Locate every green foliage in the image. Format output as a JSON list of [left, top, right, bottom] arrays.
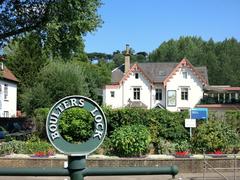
[[175, 140, 191, 152], [191, 120, 240, 153], [1, 0, 102, 60], [0, 140, 26, 155], [58, 108, 94, 143], [157, 138, 176, 154], [104, 107, 189, 153], [24, 136, 54, 155], [146, 109, 189, 144], [149, 36, 240, 86], [21, 61, 89, 115], [4, 33, 47, 88], [110, 124, 151, 157], [103, 107, 148, 133], [0, 136, 54, 155], [224, 111, 240, 133], [33, 108, 50, 138]]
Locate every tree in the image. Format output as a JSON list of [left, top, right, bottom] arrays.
[[4, 33, 47, 88], [1, 0, 102, 59], [149, 36, 240, 86], [0, 0, 52, 42], [112, 52, 125, 67], [21, 61, 90, 115]]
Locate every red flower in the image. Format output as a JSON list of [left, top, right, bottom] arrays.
[[176, 151, 189, 156]]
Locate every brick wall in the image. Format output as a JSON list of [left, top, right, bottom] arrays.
[[0, 157, 239, 173]]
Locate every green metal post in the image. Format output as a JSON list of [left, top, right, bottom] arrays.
[[68, 156, 86, 180]]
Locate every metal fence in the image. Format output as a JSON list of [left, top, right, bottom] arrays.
[[201, 154, 240, 180]]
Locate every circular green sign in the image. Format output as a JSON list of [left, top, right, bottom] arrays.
[[46, 95, 107, 156]]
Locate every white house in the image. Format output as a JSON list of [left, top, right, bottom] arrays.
[[0, 61, 18, 117], [103, 46, 208, 112]]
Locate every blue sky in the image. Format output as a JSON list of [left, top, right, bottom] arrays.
[[84, 0, 240, 54]]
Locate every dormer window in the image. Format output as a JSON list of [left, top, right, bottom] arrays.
[[135, 73, 139, 79], [182, 71, 188, 79], [110, 91, 115, 97]]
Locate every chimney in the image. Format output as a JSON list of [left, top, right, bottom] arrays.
[[124, 44, 130, 74]]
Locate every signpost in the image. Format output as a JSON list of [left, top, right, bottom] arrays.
[[0, 95, 179, 180], [46, 95, 107, 156], [187, 108, 209, 138], [185, 118, 196, 138], [190, 108, 208, 120]]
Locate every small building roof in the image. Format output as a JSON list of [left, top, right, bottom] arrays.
[[111, 59, 208, 85], [1, 66, 19, 83]]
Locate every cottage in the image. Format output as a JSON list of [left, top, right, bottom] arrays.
[[103, 45, 209, 112], [0, 59, 18, 117]]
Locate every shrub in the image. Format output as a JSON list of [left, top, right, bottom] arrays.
[[58, 107, 94, 143], [109, 124, 151, 157], [147, 109, 189, 145], [191, 120, 239, 153], [0, 136, 55, 155], [175, 140, 191, 152], [0, 140, 26, 155], [33, 108, 50, 138], [157, 138, 176, 154]]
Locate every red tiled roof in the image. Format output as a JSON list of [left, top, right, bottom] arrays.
[[1, 67, 19, 82], [163, 58, 208, 86], [119, 63, 153, 85], [223, 87, 240, 91]]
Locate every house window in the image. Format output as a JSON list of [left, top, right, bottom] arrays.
[[181, 88, 188, 100], [133, 88, 140, 100], [182, 71, 188, 79], [155, 89, 162, 100], [3, 111, 9, 118], [4, 84, 8, 100], [110, 91, 115, 97], [135, 73, 139, 79]]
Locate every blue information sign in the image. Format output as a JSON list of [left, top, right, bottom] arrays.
[[190, 108, 208, 119]]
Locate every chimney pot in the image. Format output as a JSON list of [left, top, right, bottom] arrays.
[[124, 44, 130, 74]]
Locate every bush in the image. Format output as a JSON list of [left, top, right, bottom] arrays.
[[157, 138, 176, 154], [146, 109, 188, 147], [58, 107, 94, 143], [0, 136, 54, 155], [191, 120, 239, 153], [0, 140, 26, 155], [175, 140, 191, 152], [33, 108, 50, 138], [109, 124, 151, 157]]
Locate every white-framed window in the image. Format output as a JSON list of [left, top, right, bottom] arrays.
[[133, 87, 140, 100], [4, 84, 8, 100], [110, 91, 115, 97], [135, 73, 139, 79], [181, 88, 188, 100], [4, 111, 9, 117], [182, 71, 188, 79], [155, 89, 162, 100]]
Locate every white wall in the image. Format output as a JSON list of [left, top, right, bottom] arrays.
[[103, 86, 123, 108], [151, 84, 166, 108], [122, 71, 152, 108], [166, 67, 204, 111], [0, 80, 17, 117], [103, 66, 204, 111], [103, 70, 153, 109]]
